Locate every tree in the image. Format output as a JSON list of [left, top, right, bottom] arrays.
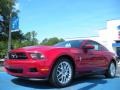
[[0, 0, 27, 58], [0, 0, 14, 36], [0, 41, 7, 58], [21, 31, 38, 47], [0, 0, 22, 41], [40, 37, 64, 45], [0, 0, 18, 58]]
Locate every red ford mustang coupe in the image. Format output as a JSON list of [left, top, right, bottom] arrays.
[[4, 40, 117, 87]]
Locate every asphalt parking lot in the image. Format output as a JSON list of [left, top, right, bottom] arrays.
[[0, 64, 120, 90]]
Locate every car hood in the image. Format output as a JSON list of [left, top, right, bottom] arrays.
[[11, 45, 64, 52]]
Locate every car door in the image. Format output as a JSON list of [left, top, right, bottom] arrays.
[[85, 41, 107, 72], [78, 40, 107, 73]]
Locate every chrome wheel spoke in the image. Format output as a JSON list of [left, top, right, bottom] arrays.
[[56, 61, 72, 84], [64, 76, 67, 82], [110, 63, 116, 76], [62, 76, 65, 83], [57, 72, 62, 78]]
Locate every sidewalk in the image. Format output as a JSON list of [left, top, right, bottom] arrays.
[[0, 66, 4, 72]]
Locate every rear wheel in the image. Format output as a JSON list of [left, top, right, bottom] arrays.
[[50, 58, 73, 87], [105, 61, 116, 78]]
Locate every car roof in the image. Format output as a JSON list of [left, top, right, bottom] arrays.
[[66, 39, 93, 42]]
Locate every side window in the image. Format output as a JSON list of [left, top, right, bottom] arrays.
[[70, 40, 81, 48], [64, 40, 81, 48], [65, 43, 71, 47], [100, 44, 108, 51], [86, 41, 100, 51], [93, 43, 99, 50]]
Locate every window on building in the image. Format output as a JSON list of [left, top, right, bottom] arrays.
[[117, 25, 120, 30]]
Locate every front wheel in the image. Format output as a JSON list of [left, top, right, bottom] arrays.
[[50, 58, 73, 87], [105, 62, 116, 78]]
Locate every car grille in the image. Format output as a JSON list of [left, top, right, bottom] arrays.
[[9, 52, 28, 59], [6, 68, 23, 73]]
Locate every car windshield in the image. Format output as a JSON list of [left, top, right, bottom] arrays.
[[54, 40, 83, 48]]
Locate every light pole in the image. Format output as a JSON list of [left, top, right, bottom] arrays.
[[7, 13, 19, 56], [7, 13, 12, 58]]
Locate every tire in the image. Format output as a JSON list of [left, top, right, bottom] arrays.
[[50, 58, 73, 87], [105, 61, 116, 78], [17, 77, 28, 80]]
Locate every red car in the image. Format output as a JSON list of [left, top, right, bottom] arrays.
[[4, 40, 117, 87]]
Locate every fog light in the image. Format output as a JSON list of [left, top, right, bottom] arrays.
[[29, 68, 38, 72]]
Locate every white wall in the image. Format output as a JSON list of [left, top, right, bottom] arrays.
[[98, 20, 120, 53]]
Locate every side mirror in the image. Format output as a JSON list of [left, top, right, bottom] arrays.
[[83, 44, 94, 49]]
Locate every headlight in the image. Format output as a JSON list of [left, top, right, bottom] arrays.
[[30, 53, 45, 60]]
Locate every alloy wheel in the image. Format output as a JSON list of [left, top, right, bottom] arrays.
[[110, 62, 116, 77], [56, 61, 72, 84]]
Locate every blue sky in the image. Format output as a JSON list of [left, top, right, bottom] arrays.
[[18, 0, 120, 41]]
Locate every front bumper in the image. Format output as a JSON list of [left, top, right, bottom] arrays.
[[4, 59, 50, 79]]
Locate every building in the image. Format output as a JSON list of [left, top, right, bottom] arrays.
[[98, 20, 120, 54], [66, 20, 120, 56]]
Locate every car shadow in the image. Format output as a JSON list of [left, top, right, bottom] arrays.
[[70, 75, 107, 90], [71, 75, 119, 90], [11, 75, 119, 90], [11, 78, 54, 89]]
